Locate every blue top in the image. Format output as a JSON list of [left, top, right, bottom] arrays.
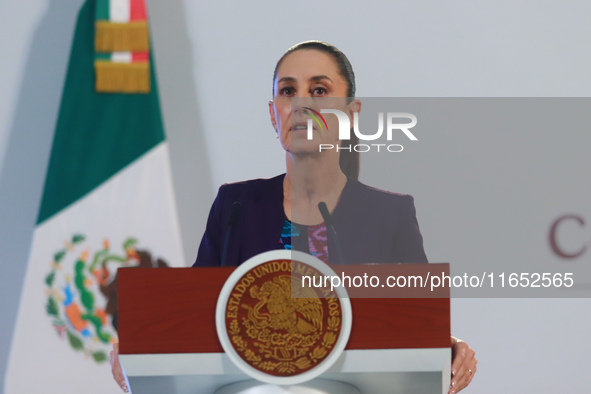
[[193, 174, 428, 267], [280, 220, 330, 264]]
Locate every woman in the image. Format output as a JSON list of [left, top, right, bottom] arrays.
[[193, 43, 427, 268], [112, 41, 477, 393]]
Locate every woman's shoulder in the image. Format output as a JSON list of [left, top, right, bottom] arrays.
[[346, 177, 415, 206], [216, 173, 285, 202], [219, 173, 284, 192], [335, 178, 418, 225]]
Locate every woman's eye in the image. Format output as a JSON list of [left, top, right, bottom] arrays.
[[280, 87, 295, 96], [312, 87, 328, 96]]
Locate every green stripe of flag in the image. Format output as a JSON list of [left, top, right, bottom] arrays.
[[95, 52, 111, 61], [37, 0, 165, 224], [95, 0, 109, 21]]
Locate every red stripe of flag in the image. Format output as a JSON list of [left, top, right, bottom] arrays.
[[130, 0, 147, 21], [132, 52, 149, 62]]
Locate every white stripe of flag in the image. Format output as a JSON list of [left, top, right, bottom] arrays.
[[111, 52, 133, 63], [109, 0, 130, 23]]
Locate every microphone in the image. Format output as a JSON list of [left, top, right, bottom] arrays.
[[318, 202, 345, 265], [221, 202, 242, 267]]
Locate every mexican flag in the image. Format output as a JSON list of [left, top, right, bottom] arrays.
[[5, 0, 184, 392]]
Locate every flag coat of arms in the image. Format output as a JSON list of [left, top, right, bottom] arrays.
[[5, 0, 185, 392]]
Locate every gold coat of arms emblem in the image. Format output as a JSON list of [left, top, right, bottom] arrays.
[[224, 258, 343, 377]]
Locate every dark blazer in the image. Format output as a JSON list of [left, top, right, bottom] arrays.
[[193, 174, 428, 267]]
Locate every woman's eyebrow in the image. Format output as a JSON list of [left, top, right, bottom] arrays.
[[277, 77, 296, 84], [309, 75, 332, 83], [277, 75, 333, 84]]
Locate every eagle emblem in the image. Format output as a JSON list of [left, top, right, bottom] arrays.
[[245, 275, 322, 336], [44, 234, 167, 363], [225, 261, 342, 376]]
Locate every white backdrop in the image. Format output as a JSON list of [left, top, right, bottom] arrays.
[[1, 0, 591, 393]]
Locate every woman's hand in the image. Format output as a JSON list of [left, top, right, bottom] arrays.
[[449, 336, 477, 393], [110, 342, 129, 393]]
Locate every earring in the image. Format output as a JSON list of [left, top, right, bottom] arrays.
[[276, 134, 279, 139]]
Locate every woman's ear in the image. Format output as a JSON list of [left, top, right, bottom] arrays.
[[268, 100, 278, 131], [344, 99, 362, 127], [348, 99, 362, 118]]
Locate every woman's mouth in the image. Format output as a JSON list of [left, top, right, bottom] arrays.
[[290, 121, 315, 132]]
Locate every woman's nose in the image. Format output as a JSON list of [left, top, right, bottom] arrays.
[[291, 97, 315, 115]]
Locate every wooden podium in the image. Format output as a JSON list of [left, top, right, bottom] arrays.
[[118, 266, 451, 394]]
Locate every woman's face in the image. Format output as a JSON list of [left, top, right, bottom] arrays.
[[269, 49, 359, 155]]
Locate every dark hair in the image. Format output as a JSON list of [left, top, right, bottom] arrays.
[[273, 41, 360, 180]]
